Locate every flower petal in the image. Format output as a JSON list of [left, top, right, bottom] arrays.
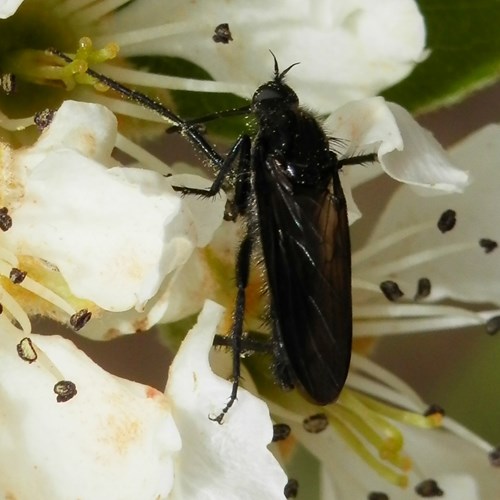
[[5, 101, 225, 312], [362, 124, 500, 304], [166, 300, 288, 500], [325, 97, 468, 193], [0, 328, 180, 499], [105, 0, 425, 111]]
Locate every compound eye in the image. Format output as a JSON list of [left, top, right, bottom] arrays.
[[253, 84, 282, 104]]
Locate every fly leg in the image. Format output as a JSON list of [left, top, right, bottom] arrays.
[[211, 229, 254, 424], [210, 136, 253, 424]]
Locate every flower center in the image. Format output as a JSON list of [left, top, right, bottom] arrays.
[[0, 0, 84, 118]]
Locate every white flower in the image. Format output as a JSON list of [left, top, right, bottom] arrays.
[[0, 99, 225, 336], [167, 301, 288, 499], [0, 0, 425, 130], [266, 353, 499, 499], [353, 124, 500, 338], [99, 0, 426, 111], [0, 300, 287, 499]]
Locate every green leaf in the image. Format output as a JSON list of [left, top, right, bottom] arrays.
[[383, 0, 500, 113]]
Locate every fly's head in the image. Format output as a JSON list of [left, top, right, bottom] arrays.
[[252, 51, 300, 123]]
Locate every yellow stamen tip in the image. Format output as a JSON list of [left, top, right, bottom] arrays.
[[426, 413, 443, 427]]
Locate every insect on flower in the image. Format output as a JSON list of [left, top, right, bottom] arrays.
[[50, 46, 377, 423]]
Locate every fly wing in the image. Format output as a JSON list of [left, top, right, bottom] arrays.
[[255, 157, 352, 405]]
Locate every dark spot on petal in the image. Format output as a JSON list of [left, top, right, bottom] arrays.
[[284, 478, 299, 498], [0, 207, 12, 231], [414, 278, 431, 300], [34, 108, 55, 130], [10, 268, 27, 284], [368, 493, 389, 500], [54, 380, 77, 402], [437, 209, 456, 233], [423, 404, 445, 417], [415, 479, 444, 497], [213, 23, 233, 44], [485, 316, 500, 336], [0, 303, 3, 314], [70, 309, 92, 331], [479, 238, 498, 254], [380, 281, 404, 301], [272, 423, 291, 442], [303, 413, 328, 433], [488, 446, 500, 467], [1, 73, 16, 94], [16, 337, 37, 363]]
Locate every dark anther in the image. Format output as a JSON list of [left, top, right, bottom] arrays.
[[0, 207, 12, 231], [415, 479, 444, 497], [70, 309, 92, 331], [272, 423, 291, 442], [303, 413, 329, 433], [10, 268, 27, 284], [380, 281, 404, 301], [213, 23, 233, 44], [368, 493, 389, 500], [414, 277, 431, 300], [1, 73, 16, 94], [0, 303, 3, 314], [16, 337, 37, 363], [437, 209, 456, 233], [284, 478, 299, 498], [53, 380, 77, 402], [423, 404, 445, 417], [34, 108, 55, 130], [479, 238, 498, 254], [485, 316, 500, 336], [488, 446, 500, 467]]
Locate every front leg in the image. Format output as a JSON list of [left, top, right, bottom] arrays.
[[172, 135, 250, 199]]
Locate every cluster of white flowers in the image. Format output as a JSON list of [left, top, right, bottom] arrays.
[[0, 1, 499, 499]]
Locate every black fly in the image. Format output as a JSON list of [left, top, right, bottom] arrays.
[[50, 48, 377, 421]]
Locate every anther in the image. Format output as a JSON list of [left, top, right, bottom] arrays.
[[368, 493, 389, 500], [414, 278, 431, 300], [437, 209, 456, 233], [272, 423, 291, 442], [0, 207, 13, 231], [213, 23, 233, 44], [16, 337, 37, 363], [54, 380, 77, 402], [70, 309, 92, 331], [423, 404, 445, 418], [479, 238, 497, 254], [10, 268, 27, 284], [303, 413, 329, 433], [415, 479, 444, 497], [34, 108, 55, 130], [284, 478, 299, 498], [485, 316, 500, 336], [488, 446, 500, 467], [380, 281, 404, 301]]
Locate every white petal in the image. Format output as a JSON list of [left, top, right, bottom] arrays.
[[5, 101, 225, 311], [0, 329, 180, 499], [166, 300, 288, 500], [363, 124, 500, 304], [105, 0, 425, 111], [0, 0, 23, 18], [20, 100, 118, 169], [325, 97, 469, 193]]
